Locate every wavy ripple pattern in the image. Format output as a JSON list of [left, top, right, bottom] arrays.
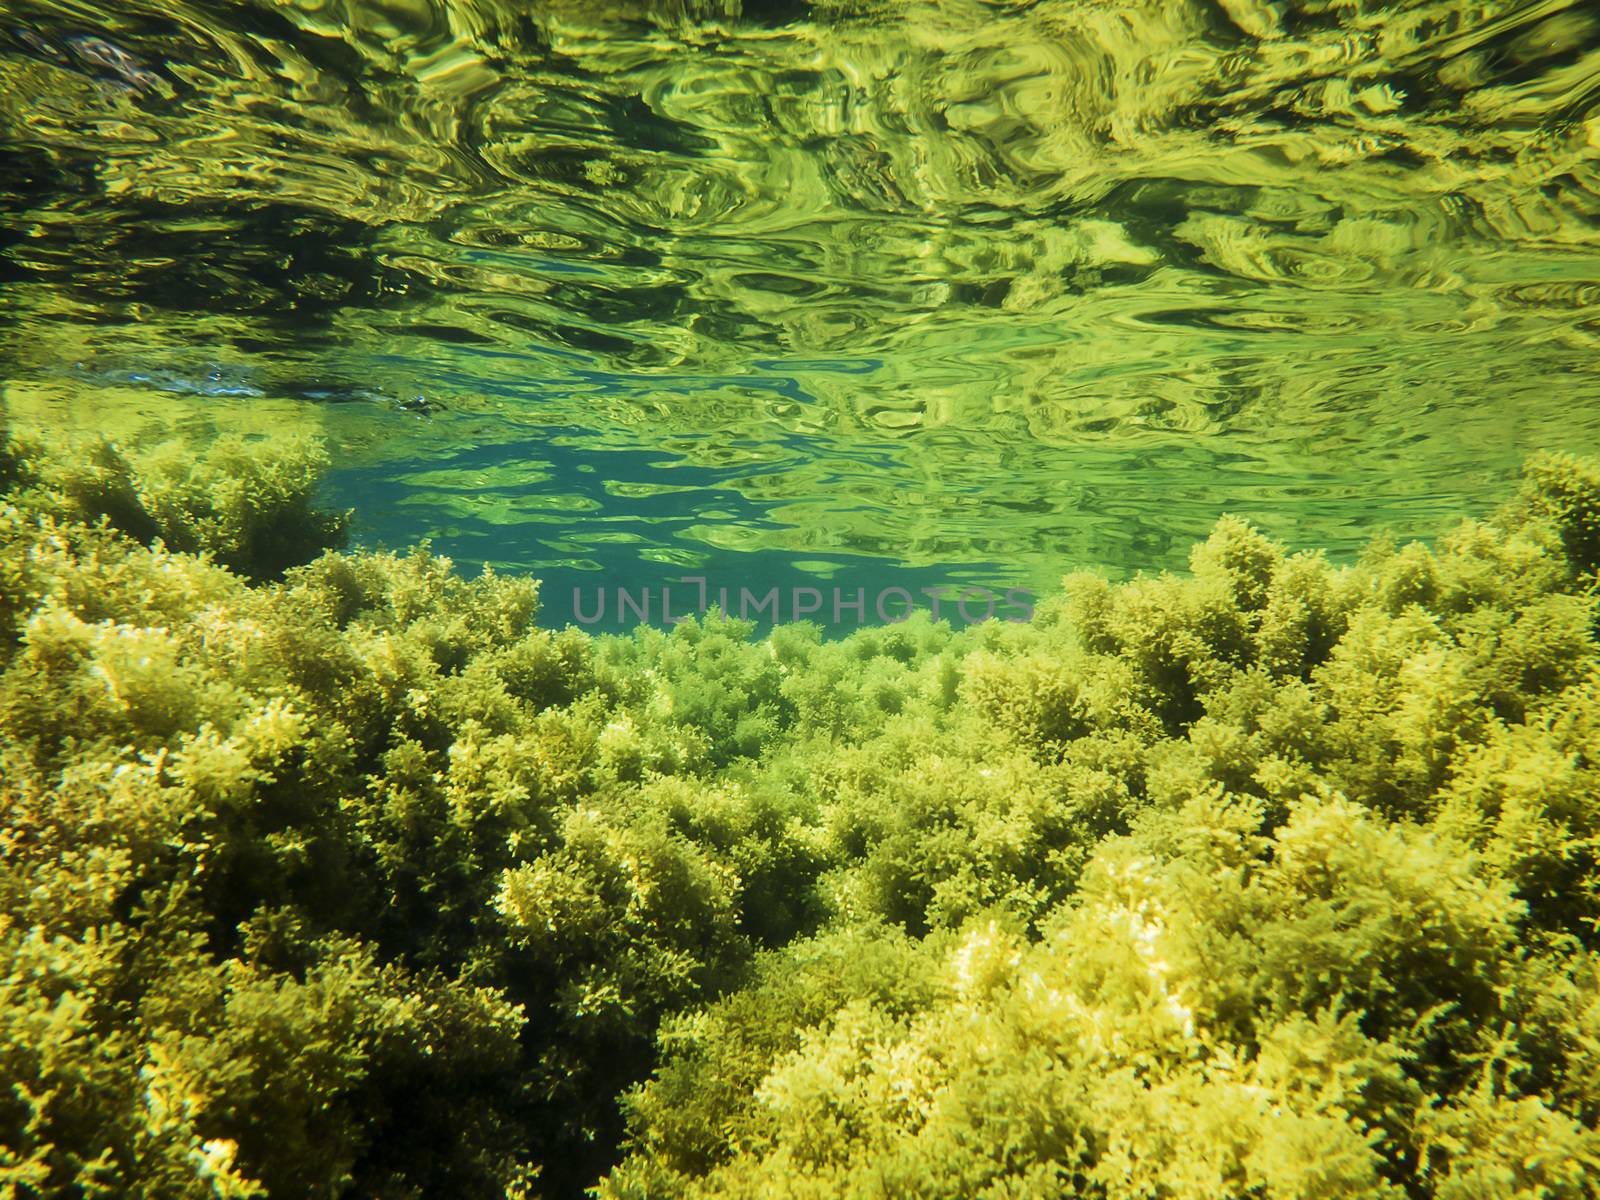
[[3, 0, 1600, 615]]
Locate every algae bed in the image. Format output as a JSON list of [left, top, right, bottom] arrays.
[[6, 0, 1600, 1197]]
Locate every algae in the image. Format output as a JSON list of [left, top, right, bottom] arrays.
[[3, 427, 1600, 1197]]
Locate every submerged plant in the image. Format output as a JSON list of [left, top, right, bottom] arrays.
[[0, 428, 348, 582], [2, 429, 1600, 1198]]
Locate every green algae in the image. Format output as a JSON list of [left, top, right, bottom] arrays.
[[0, 428, 348, 582], [4, 428, 1600, 1196]]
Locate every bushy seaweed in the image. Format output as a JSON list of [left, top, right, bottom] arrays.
[[4, 427, 1600, 1198], [0, 428, 348, 583]]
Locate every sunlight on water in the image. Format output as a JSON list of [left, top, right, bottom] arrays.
[[4, 0, 1600, 626]]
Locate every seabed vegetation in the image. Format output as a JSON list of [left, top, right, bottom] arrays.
[[3, 427, 1600, 1197]]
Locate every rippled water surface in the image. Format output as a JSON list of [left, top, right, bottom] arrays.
[[4, 0, 1600, 625]]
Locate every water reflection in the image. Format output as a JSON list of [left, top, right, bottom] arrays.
[[3, 0, 1599, 611]]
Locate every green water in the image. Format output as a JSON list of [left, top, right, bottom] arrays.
[[4, 0, 1600, 625]]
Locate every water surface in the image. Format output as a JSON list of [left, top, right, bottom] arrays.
[[4, 0, 1599, 626]]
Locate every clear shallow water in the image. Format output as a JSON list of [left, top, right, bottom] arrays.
[[3, 0, 1600, 628]]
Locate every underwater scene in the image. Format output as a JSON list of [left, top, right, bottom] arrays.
[[5, 0, 1600, 1195]]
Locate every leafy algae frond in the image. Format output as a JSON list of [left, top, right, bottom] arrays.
[[4, 431, 1600, 1196]]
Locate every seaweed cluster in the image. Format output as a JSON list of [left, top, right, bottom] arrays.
[[3, 427, 1600, 1197]]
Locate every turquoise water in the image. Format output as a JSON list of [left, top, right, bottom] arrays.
[[5, 0, 1600, 627]]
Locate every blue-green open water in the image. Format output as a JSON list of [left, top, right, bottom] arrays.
[[5, 0, 1600, 629]]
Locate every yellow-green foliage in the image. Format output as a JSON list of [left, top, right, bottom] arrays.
[[4, 430, 1600, 1198], [0, 428, 348, 582]]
